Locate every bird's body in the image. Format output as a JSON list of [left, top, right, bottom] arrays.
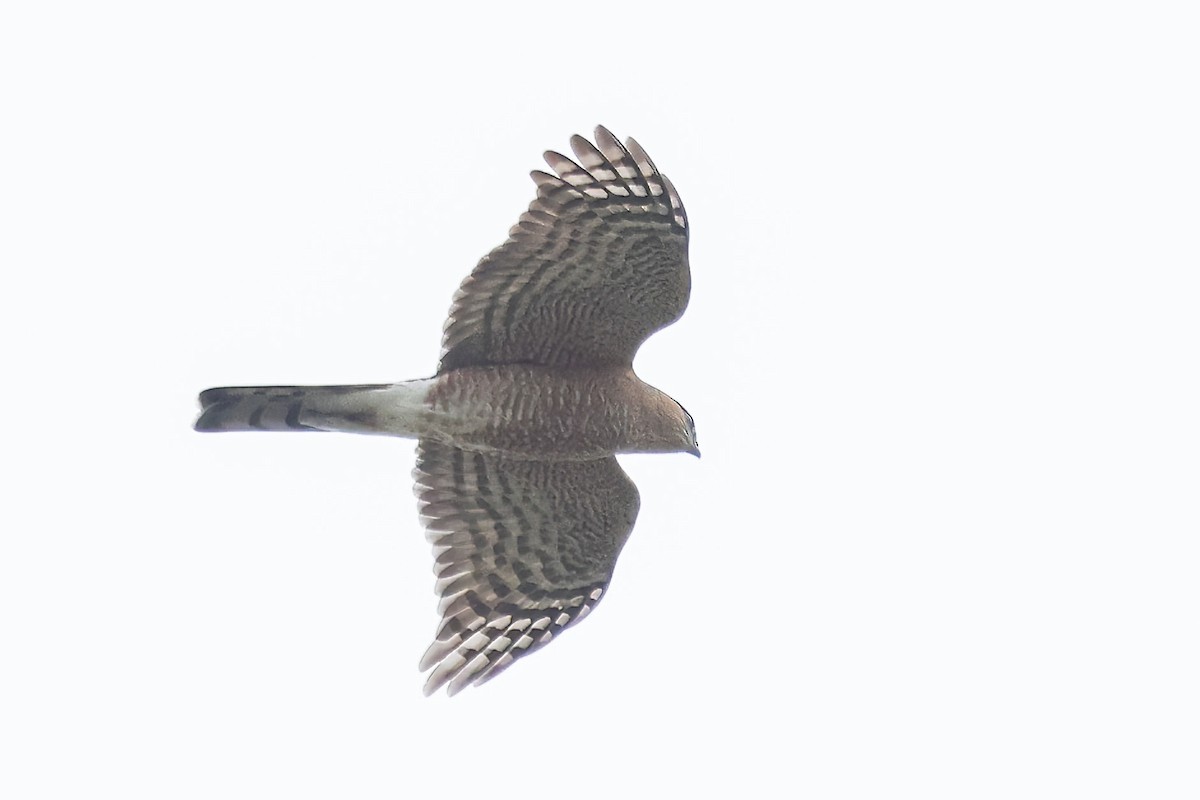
[[197, 364, 694, 461], [196, 126, 696, 695]]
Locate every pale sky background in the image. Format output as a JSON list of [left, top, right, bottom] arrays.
[[3, 2, 1198, 798]]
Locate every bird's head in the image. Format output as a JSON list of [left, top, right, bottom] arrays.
[[675, 399, 700, 458], [627, 383, 700, 458]]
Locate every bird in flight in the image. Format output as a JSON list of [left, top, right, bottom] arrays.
[[195, 126, 696, 695]]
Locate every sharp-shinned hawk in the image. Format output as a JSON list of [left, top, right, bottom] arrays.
[[196, 126, 696, 695]]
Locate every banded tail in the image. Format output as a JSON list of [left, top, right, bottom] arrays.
[[194, 382, 433, 436]]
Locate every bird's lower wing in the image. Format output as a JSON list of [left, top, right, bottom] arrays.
[[413, 442, 640, 695]]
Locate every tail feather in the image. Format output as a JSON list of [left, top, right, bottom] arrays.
[[195, 384, 393, 433]]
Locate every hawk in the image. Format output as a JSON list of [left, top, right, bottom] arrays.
[[196, 126, 696, 695]]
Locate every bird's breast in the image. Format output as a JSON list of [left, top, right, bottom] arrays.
[[425, 365, 640, 460]]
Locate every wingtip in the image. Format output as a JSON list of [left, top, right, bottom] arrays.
[[624, 135, 657, 173]]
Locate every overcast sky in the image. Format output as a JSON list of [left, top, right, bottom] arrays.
[[3, 2, 1197, 798]]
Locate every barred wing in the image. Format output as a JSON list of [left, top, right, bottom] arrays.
[[438, 126, 690, 372], [413, 442, 640, 695]]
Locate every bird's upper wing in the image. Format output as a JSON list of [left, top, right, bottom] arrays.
[[413, 441, 640, 695], [438, 126, 689, 372]]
